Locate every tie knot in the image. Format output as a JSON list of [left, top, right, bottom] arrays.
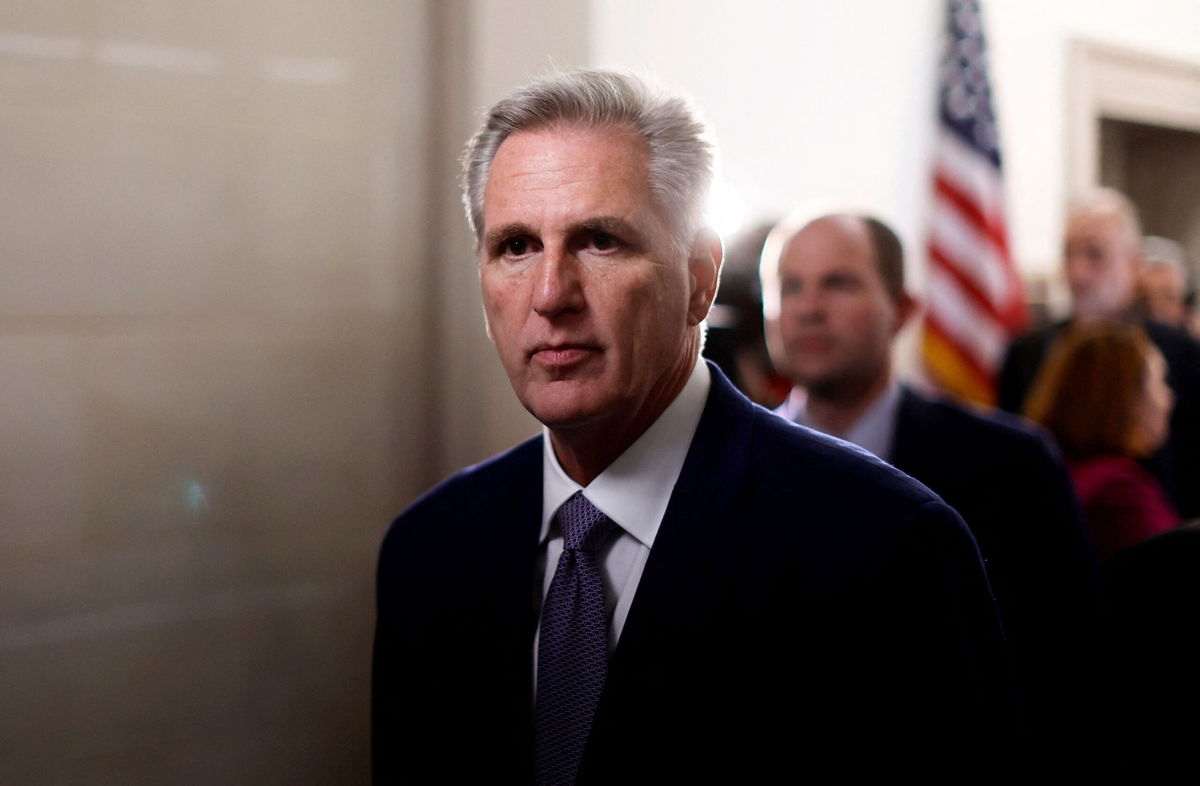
[[555, 492, 615, 552]]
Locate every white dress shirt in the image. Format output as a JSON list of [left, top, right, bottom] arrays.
[[779, 379, 903, 461], [536, 359, 711, 677]]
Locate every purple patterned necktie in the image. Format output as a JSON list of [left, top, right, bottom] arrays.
[[535, 492, 617, 786]]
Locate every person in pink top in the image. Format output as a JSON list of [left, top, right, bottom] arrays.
[[1025, 324, 1179, 562]]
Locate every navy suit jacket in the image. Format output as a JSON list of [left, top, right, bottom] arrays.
[[373, 366, 1015, 783], [890, 388, 1100, 764], [1103, 523, 1200, 778]]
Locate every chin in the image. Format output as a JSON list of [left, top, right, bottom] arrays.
[[521, 390, 607, 431], [791, 366, 837, 390]]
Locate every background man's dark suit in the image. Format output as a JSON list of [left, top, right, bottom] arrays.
[[998, 318, 1200, 517], [890, 387, 1100, 763], [1102, 522, 1200, 778], [373, 367, 1015, 783]]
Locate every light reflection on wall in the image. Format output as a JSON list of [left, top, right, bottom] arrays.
[[0, 27, 351, 86], [183, 478, 208, 513]]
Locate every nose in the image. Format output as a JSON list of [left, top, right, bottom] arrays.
[[1064, 253, 1091, 289], [791, 286, 826, 324], [531, 245, 585, 317]]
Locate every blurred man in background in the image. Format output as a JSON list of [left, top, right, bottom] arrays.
[[762, 211, 1100, 768]]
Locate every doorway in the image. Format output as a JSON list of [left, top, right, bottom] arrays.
[[1100, 117, 1200, 284]]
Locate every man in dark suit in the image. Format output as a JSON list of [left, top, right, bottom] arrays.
[[373, 71, 1014, 784], [1103, 521, 1200, 778], [761, 211, 1100, 767], [997, 188, 1200, 517]]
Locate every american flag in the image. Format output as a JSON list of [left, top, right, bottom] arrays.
[[920, 0, 1026, 405]]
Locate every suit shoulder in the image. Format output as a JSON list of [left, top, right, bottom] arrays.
[[749, 413, 979, 570], [997, 324, 1065, 412], [1145, 318, 1200, 350], [1108, 521, 1200, 591], [909, 391, 1054, 455], [729, 410, 980, 584], [1012, 322, 1064, 348], [381, 436, 541, 549], [895, 394, 1076, 517], [749, 405, 946, 513], [1145, 320, 1200, 376], [681, 385, 984, 585]]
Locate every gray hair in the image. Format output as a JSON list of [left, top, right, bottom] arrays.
[[460, 69, 714, 253], [1067, 187, 1142, 249], [1142, 235, 1188, 275]]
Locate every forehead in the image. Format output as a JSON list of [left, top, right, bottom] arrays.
[[482, 124, 654, 228], [1144, 265, 1186, 286], [778, 218, 877, 276], [1066, 210, 1129, 244]]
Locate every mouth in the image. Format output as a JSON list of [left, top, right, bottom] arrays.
[[528, 343, 602, 369], [789, 336, 833, 354]]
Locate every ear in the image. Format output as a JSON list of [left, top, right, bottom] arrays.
[[483, 308, 495, 343], [479, 260, 498, 344], [686, 227, 724, 326], [893, 291, 920, 335]]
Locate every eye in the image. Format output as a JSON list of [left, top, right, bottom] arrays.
[[499, 235, 539, 258], [590, 231, 617, 251], [824, 274, 860, 291], [572, 222, 637, 256]]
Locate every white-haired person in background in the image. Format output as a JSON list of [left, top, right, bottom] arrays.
[[998, 187, 1200, 519], [1137, 235, 1195, 335]]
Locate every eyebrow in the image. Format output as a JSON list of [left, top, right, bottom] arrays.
[[483, 222, 535, 249], [483, 216, 648, 250], [574, 216, 642, 240]]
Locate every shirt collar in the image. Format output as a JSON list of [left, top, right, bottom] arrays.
[[782, 378, 903, 460], [541, 359, 712, 548]]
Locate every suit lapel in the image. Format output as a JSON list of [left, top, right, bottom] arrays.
[[453, 438, 543, 746], [889, 386, 925, 472], [602, 365, 755, 683]]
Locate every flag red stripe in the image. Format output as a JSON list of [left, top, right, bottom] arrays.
[[933, 172, 1010, 258], [927, 242, 1007, 323]]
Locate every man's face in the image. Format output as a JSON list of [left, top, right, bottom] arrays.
[[768, 217, 906, 398], [479, 124, 715, 434], [1064, 210, 1139, 322], [1140, 265, 1188, 328]]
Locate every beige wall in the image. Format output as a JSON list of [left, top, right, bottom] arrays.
[[2, 0, 592, 781], [1, 1, 430, 781]]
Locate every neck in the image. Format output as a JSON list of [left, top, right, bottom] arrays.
[[550, 350, 698, 486], [801, 370, 892, 438], [1072, 300, 1136, 326]]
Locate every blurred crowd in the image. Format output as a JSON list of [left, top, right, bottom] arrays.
[[704, 187, 1200, 774]]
